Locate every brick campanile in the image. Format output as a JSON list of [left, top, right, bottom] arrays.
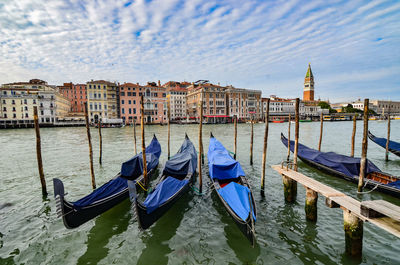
[[303, 63, 314, 101]]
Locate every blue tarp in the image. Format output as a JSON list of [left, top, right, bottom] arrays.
[[386, 180, 400, 189], [73, 177, 127, 209], [208, 137, 245, 180], [218, 182, 256, 222], [369, 131, 400, 154], [163, 136, 197, 177], [121, 135, 162, 179], [143, 176, 188, 213], [281, 133, 381, 179], [142, 136, 197, 214], [72, 136, 161, 209]]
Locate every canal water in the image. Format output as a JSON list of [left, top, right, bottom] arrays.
[[0, 121, 399, 264]]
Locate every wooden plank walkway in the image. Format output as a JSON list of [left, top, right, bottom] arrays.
[[271, 164, 400, 238]]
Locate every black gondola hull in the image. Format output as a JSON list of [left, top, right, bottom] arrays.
[[298, 155, 400, 198], [212, 177, 256, 245], [54, 169, 157, 229]]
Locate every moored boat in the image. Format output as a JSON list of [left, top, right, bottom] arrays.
[[281, 133, 400, 198], [208, 133, 256, 245], [132, 134, 197, 230], [53, 135, 161, 229], [368, 131, 400, 158]]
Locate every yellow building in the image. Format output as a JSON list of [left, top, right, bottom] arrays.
[[86, 80, 119, 122], [55, 91, 71, 120]]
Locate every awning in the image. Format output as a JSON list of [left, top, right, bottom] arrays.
[[204, 115, 230, 118]]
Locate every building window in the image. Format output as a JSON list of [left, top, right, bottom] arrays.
[[12, 107, 16, 112], [133, 92, 136, 96], [25, 106, 28, 111], [127, 92, 132, 96], [133, 108, 136, 114], [128, 100, 131, 104], [13, 113, 16, 118], [104, 93, 106, 98], [121, 92, 125, 96], [122, 100, 125, 104], [129, 108, 132, 114], [24, 99, 27, 104], [3, 107, 6, 111], [12, 100, 15, 104], [122, 108, 125, 114]]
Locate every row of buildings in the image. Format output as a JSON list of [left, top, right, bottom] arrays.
[[4, 64, 376, 128]]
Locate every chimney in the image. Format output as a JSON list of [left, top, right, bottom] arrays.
[[158, 80, 161, 87], [137, 82, 139, 86]]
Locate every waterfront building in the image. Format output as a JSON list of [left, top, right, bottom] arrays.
[[119, 82, 167, 124], [86, 80, 119, 122], [0, 79, 70, 125], [262, 96, 295, 118], [186, 82, 228, 123], [226, 86, 262, 121], [303, 63, 314, 102], [163, 81, 190, 121], [58, 83, 87, 113]]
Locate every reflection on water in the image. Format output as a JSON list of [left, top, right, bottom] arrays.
[[137, 192, 191, 265], [77, 199, 131, 265]]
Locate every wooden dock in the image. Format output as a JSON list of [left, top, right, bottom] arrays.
[[272, 164, 400, 255]]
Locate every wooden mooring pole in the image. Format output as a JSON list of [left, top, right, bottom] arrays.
[[167, 95, 171, 160], [198, 91, 204, 193], [287, 113, 291, 162], [250, 117, 254, 165], [234, 115, 237, 160], [141, 95, 148, 187], [33, 106, 47, 197], [261, 98, 270, 194], [343, 210, 363, 256], [98, 118, 102, 165], [351, 114, 356, 157], [84, 103, 96, 190], [133, 120, 137, 155], [318, 112, 323, 151], [305, 188, 318, 221], [283, 98, 299, 202], [358, 99, 369, 192], [385, 113, 391, 161]]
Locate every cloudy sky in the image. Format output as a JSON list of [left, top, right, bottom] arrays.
[[0, 0, 399, 102]]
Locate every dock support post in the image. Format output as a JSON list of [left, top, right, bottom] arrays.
[[84, 103, 96, 190], [261, 98, 270, 195], [133, 120, 137, 155], [250, 117, 254, 165], [343, 210, 363, 256], [283, 98, 299, 202], [287, 113, 291, 162], [305, 188, 318, 221], [351, 114, 356, 157], [34, 106, 47, 197], [318, 113, 323, 151], [98, 118, 102, 165], [167, 95, 171, 160], [234, 115, 237, 160], [385, 113, 391, 161], [141, 95, 148, 187], [358, 99, 369, 192], [198, 90, 203, 192]]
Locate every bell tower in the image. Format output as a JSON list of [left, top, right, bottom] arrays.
[[303, 63, 314, 101]]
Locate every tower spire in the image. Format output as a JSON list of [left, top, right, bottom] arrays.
[[303, 63, 314, 101]]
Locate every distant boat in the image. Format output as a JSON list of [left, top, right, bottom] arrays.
[[281, 133, 400, 198], [299, 119, 312, 122], [53, 135, 161, 229], [368, 131, 400, 158], [208, 133, 256, 245], [132, 135, 197, 230]]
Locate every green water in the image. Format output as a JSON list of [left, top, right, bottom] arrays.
[[0, 121, 399, 264]]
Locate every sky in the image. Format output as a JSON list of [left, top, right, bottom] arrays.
[[0, 0, 399, 102]]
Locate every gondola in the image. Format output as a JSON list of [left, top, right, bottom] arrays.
[[208, 133, 256, 245], [132, 134, 197, 230], [53, 135, 161, 229], [281, 133, 400, 198], [368, 131, 400, 157]]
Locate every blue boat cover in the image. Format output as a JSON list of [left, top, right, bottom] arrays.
[[143, 176, 189, 213], [281, 134, 381, 179], [218, 182, 256, 221], [386, 180, 400, 189], [163, 136, 198, 177], [72, 136, 161, 209], [121, 135, 162, 179], [73, 177, 127, 209], [208, 137, 245, 180], [369, 131, 400, 154]]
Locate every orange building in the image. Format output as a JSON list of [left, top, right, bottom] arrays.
[[58, 83, 87, 113], [303, 63, 314, 101]]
